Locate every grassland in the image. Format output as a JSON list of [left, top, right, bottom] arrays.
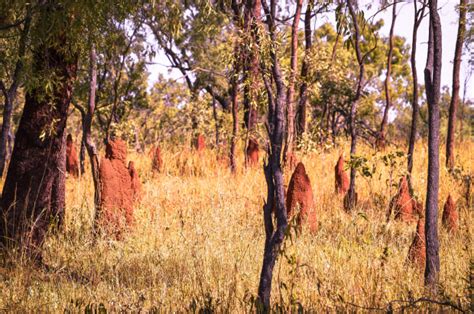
[[0, 140, 472, 312]]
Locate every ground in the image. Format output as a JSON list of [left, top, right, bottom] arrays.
[[0, 141, 471, 311]]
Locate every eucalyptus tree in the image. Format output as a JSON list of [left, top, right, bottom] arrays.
[[296, 0, 315, 138], [343, 0, 378, 210], [283, 0, 302, 164], [257, 0, 288, 310], [0, 3, 31, 178], [424, 0, 442, 289], [378, 0, 398, 147], [0, 0, 141, 261], [407, 0, 427, 186], [446, 0, 468, 170]]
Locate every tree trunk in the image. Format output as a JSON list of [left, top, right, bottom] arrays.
[[296, 0, 314, 139], [84, 45, 101, 225], [230, 44, 240, 174], [243, 0, 261, 133], [0, 39, 77, 257], [407, 0, 426, 187], [446, 0, 467, 170], [0, 8, 31, 177], [378, 1, 397, 147], [424, 0, 442, 290], [257, 1, 288, 310], [345, 0, 366, 211], [212, 95, 220, 147], [52, 132, 67, 228], [283, 0, 303, 163]]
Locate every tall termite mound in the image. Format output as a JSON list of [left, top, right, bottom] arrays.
[[128, 161, 142, 202], [391, 176, 416, 222], [335, 154, 349, 194], [407, 214, 425, 267], [442, 194, 458, 232], [246, 138, 259, 167], [193, 134, 206, 152], [99, 139, 134, 234], [286, 162, 317, 233], [66, 134, 79, 177], [151, 145, 163, 173]]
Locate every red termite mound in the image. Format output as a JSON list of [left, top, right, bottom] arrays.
[[128, 161, 142, 202], [246, 138, 259, 167], [393, 176, 416, 222], [99, 139, 134, 234], [407, 216, 426, 267], [151, 146, 163, 173], [66, 134, 80, 177], [193, 134, 206, 152], [442, 194, 458, 232], [334, 154, 349, 195], [286, 162, 317, 233]]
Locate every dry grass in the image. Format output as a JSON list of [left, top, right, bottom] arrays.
[[0, 140, 472, 312]]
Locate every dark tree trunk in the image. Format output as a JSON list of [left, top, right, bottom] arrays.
[[257, 1, 288, 310], [345, 0, 366, 211], [79, 135, 86, 174], [407, 0, 426, 187], [424, 0, 442, 290], [378, 1, 397, 146], [296, 0, 314, 139], [446, 0, 467, 170], [212, 96, 220, 147], [283, 0, 303, 163], [0, 8, 31, 177], [0, 39, 77, 257]]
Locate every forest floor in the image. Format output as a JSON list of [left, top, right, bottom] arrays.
[[0, 141, 472, 312]]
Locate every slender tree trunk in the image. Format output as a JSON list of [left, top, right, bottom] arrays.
[[84, 45, 101, 224], [424, 0, 442, 290], [378, 1, 397, 146], [283, 0, 303, 163], [0, 7, 31, 177], [230, 44, 240, 174], [407, 0, 426, 186], [296, 0, 314, 139], [345, 0, 365, 211], [446, 0, 467, 170], [0, 37, 77, 258], [243, 0, 261, 133], [52, 132, 67, 228], [257, 1, 288, 310], [212, 96, 220, 147], [79, 135, 86, 174]]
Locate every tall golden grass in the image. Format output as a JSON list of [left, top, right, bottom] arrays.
[[0, 140, 472, 311]]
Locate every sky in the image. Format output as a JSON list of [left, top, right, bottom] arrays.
[[147, 0, 473, 102]]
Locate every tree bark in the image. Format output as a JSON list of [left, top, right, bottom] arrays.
[[0, 7, 31, 177], [378, 0, 397, 146], [296, 0, 314, 139], [257, 1, 288, 310], [446, 0, 467, 170], [424, 0, 442, 290], [0, 35, 77, 258], [283, 0, 303, 163], [407, 0, 426, 186], [84, 45, 102, 225]]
